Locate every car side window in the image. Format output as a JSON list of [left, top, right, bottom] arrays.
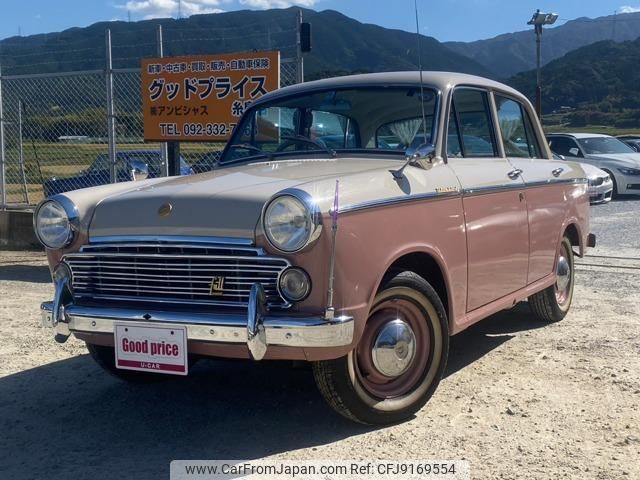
[[495, 95, 542, 158], [447, 89, 497, 158], [549, 137, 581, 157]]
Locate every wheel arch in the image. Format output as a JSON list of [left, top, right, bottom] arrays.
[[374, 248, 453, 329], [562, 221, 584, 258]]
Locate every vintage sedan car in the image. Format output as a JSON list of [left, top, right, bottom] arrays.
[[36, 72, 594, 425], [547, 133, 640, 198], [552, 153, 613, 204], [43, 149, 192, 197]]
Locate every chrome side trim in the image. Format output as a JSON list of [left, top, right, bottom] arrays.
[[522, 178, 589, 188], [340, 190, 459, 213], [462, 182, 523, 195], [40, 301, 354, 350], [339, 177, 587, 213], [89, 235, 254, 246]]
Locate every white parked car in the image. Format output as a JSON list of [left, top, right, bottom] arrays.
[[547, 133, 640, 197], [552, 154, 612, 204]]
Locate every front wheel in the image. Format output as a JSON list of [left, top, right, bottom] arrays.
[[313, 271, 449, 425], [528, 236, 575, 322]]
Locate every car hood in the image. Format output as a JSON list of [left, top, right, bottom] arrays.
[[88, 157, 405, 240], [577, 162, 610, 180], [585, 153, 640, 168]]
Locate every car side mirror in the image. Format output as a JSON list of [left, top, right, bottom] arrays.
[[406, 143, 436, 162], [131, 165, 149, 181], [568, 147, 580, 157]]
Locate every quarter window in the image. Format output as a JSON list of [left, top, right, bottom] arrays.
[[495, 95, 542, 158], [447, 89, 497, 158]]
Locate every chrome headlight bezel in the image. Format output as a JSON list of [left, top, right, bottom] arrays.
[[33, 196, 79, 249], [262, 189, 322, 254]]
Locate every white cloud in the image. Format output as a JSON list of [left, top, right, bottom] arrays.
[[118, 0, 226, 20], [619, 5, 640, 13], [239, 0, 316, 9]]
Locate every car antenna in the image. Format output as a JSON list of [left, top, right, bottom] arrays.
[[414, 0, 429, 145], [391, 0, 431, 181]]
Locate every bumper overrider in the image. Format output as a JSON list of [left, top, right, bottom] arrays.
[[40, 283, 354, 361]]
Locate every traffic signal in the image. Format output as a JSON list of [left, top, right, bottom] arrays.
[[300, 22, 311, 53]]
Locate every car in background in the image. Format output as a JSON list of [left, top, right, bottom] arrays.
[[43, 150, 192, 197], [552, 153, 612, 204], [618, 137, 640, 153], [546, 133, 640, 197]]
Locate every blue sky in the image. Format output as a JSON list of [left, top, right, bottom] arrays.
[[1, 0, 639, 42]]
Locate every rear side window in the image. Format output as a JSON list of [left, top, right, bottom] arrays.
[[548, 136, 581, 157], [495, 95, 542, 158], [447, 89, 497, 158]]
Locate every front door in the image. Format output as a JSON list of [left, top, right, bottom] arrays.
[[446, 88, 529, 312], [495, 96, 576, 283]]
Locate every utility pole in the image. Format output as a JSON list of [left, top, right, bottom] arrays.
[[527, 10, 558, 119], [295, 9, 304, 83]]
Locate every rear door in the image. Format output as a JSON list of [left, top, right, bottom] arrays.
[[495, 95, 576, 283], [446, 88, 529, 312]]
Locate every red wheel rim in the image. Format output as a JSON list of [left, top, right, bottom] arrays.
[[354, 296, 432, 399], [555, 242, 572, 306]]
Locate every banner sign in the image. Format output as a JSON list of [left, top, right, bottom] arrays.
[[141, 51, 280, 142]]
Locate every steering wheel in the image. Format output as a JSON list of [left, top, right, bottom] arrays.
[[275, 137, 329, 152]]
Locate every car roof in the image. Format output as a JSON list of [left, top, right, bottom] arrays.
[[254, 71, 525, 106], [547, 133, 612, 139]]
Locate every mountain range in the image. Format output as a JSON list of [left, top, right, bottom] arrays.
[[2, 6, 640, 126], [446, 11, 640, 79], [0, 8, 492, 78]]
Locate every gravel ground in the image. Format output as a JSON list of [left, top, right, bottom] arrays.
[[0, 199, 638, 480]]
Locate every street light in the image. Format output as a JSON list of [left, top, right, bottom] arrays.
[[527, 9, 559, 118]]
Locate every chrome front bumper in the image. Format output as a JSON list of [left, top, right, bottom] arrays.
[[40, 284, 354, 361]]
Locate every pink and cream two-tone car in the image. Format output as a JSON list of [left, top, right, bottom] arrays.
[[37, 72, 594, 425]]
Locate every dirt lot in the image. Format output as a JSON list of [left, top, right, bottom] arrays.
[[0, 199, 639, 480]]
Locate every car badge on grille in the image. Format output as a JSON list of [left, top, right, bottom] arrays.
[[209, 276, 225, 296], [158, 203, 173, 217]]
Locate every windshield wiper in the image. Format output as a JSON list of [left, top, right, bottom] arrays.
[[280, 135, 337, 157]]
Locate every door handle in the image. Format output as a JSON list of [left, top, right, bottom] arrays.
[[552, 167, 564, 177], [507, 168, 523, 180]]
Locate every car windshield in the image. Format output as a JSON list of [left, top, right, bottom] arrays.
[[219, 86, 438, 165], [577, 137, 635, 155]]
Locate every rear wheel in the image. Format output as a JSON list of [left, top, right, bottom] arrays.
[[313, 271, 449, 425], [529, 236, 574, 322]]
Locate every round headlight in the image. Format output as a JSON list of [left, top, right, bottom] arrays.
[[264, 194, 317, 252], [279, 267, 311, 302], [34, 200, 74, 249]]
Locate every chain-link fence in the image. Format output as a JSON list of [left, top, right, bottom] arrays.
[[0, 29, 301, 208]]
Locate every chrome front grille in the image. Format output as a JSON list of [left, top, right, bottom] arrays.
[[64, 241, 290, 308]]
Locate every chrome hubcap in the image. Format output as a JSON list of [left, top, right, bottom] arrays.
[[371, 319, 416, 377], [556, 255, 570, 291]]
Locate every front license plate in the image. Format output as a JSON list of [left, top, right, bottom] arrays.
[[114, 324, 188, 376]]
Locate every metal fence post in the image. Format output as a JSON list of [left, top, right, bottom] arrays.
[[105, 29, 117, 183], [295, 10, 304, 84], [157, 24, 169, 178], [0, 64, 6, 208], [17, 100, 29, 204]]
